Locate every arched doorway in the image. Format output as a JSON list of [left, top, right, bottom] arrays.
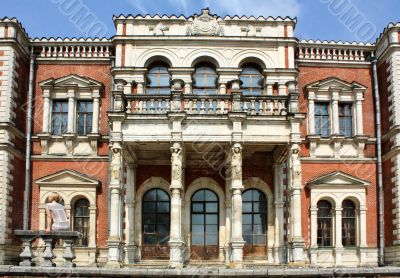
[[190, 189, 219, 260], [141, 188, 170, 259], [242, 188, 267, 258]]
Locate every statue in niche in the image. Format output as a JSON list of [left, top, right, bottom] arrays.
[[231, 143, 242, 181], [291, 145, 301, 181], [171, 142, 183, 183]]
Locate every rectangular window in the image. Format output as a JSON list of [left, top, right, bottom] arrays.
[[339, 103, 353, 137], [51, 100, 68, 135], [77, 101, 93, 135], [314, 103, 330, 137]]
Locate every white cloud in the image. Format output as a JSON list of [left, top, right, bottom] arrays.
[[204, 0, 301, 17]]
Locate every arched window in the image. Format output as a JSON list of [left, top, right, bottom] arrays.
[[193, 63, 217, 95], [242, 189, 267, 257], [317, 200, 332, 247], [191, 189, 219, 260], [146, 63, 170, 94], [342, 200, 356, 246], [73, 198, 90, 246], [142, 188, 170, 259], [239, 64, 263, 95]]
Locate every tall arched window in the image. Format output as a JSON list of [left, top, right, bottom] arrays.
[[242, 189, 267, 257], [191, 189, 219, 260], [342, 200, 356, 246], [146, 63, 170, 94], [142, 188, 170, 259], [317, 200, 332, 247], [73, 198, 90, 246], [193, 63, 217, 95], [239, 64, 263, 95]]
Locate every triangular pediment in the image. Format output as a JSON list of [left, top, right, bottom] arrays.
[[36, 169, 99, 187], [39, 74, 103, 88], [306, 77, 367, 92], [307, 171, 369, 188]]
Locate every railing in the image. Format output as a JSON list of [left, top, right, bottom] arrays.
[[125, 93, 288, 116], [14, 230, 82, 267], [37, 44, 111, 58]]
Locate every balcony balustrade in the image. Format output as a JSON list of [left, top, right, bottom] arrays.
[[124, 93, 288, 116]]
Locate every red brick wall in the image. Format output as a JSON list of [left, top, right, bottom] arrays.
[[298, 65, 378, 247], [30, 160, 109, 247]]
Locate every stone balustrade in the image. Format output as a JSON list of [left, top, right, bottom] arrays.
[[14, 230, 82, 268], [126, 93, 288, 116], [298, 40, 374, 62], [37, 44, 111, 59]]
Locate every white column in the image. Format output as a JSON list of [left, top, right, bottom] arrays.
[[67, 90, 75, 134], [273, 163, 284, 263], [92, 93, 100, 134], [289, 143, 304, 263], [224, 167, 232, 265], [331, 91, 339, 135], [355, 97, 363, 135], [107, 142, 123, 267], [359, 206, 367, 247], [169, 142, 184, 268], [229, 143, 245, 268], [124, 162, 137, 264], [42, 94, 51, 133], [308, 93, 316, 134], [335, 207, 343, 266], [278, 84, 287, 96]]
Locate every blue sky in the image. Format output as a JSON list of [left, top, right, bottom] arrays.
[[1, 0, 399, 43]]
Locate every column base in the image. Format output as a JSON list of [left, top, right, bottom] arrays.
[[229, 241, 245, 268], [334, 246, 344, 266], [124, 244, 138, 264], [169, 240, 185, 268], [273, 246, 285, 264], [106, 240, 123, 268], [290, 239, 304, 264]]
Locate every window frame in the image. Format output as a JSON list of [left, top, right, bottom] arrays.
[[51, 99, 69, 135], [77, 100, 94, 136], [317, 200, 333, 247], [314, 102, 331, 138], [146, 62, 171, 94], [73, 198, 90, 247], [239, 63, 263, 95], [339, 102, 353, 138], [193, 63, 218, 95]]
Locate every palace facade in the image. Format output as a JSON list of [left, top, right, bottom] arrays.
[[0, 8, 399, 268]]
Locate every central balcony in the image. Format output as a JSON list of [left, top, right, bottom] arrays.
[[125, 92, 288, 116]]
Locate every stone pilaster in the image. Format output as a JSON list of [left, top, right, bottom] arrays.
[[169, 142, 185, 268], [273, 163, 285, 263], [229, 142, 245, 268], [106, 141, 124, 267], [124, 162, 137, 264]]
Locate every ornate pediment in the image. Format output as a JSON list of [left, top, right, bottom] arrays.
[[307, 171, 369, 188], [187, 8, 224, 36], [36, 169, 99, 187], [39, 74, 103, 89], [305, 77, 366, 93]]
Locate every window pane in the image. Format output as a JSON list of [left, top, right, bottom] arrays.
[[206, 203, 217, 213], [205, 233, 218, 245], [243, 202, 252, 213], [243, 214, 252, 225], [205, 214, 218, 225], [157, 202, 169, 213], [192, 203, 204, 212], [192, 190, 205, 202], [205, 190, 217, 201], [192, 214, 204, 225]]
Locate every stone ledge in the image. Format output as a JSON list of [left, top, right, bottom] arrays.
[[1, 266, 400, 277]]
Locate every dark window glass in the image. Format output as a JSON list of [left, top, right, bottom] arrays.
[[317, 200, 332, 247], [242, 189, 267, 245], [315, 103, 330, 137], [74, 198, 90, 246], [142, 189, 170, 244], [191, 189, 219, 246], [339, 103, 353, 137], [342, 200, 356, 246], [77, 101, 93, 135], [147, 63, 170, 94], [193, 63, 217, 95], [240, 64, 263, 95], [52, 100, 68, 135]]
